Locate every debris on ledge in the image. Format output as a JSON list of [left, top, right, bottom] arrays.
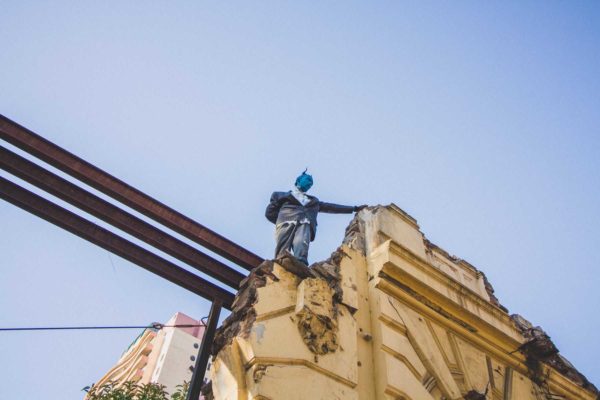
[[211, 248, 350, 358], [511, 314, 598, 395], [295, 277, 339, 355], [205, 205, 597, 399], [210, 259, 276, 358], [463, 389, 487, 400]]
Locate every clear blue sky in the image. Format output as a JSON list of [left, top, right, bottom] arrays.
[[1, 2, 599, 398]]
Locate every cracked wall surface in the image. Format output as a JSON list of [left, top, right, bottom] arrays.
[[206, 204, 597, 400]]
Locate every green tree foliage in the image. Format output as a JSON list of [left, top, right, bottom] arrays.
[[84, 381, 190, 400]]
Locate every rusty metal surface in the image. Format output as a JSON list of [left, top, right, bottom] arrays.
[[187, 300, 222, 400], [0, 114, 263, 270], [0, 145, 244, 288], [0, 176, 235, 309]]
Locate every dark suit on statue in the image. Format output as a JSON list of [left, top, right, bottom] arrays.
[[265, 191, 355, 264]]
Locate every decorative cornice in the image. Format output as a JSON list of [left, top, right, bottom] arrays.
[[373, 242, 597, 400], [245, 357, 357, 388], [377, 276, 521, 359], [387, 239, 509, 321]]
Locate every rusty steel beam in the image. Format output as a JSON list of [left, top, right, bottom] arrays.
[[0, 176, 235, 309], [187, 300, 222, 400], [0, 145, 244, 288], [0, 114, 263, 270]]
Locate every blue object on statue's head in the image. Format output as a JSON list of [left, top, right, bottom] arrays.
[[295, 169, 313, 192]]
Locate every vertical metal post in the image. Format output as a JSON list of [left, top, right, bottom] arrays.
[[187, 300, 222, 400]]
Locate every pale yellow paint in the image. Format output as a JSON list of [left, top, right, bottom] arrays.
[[209, 206, 596, 400], [254, 264, 299, 318]]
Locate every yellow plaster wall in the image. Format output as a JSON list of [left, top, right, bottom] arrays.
[[210, 206, 595, 400]]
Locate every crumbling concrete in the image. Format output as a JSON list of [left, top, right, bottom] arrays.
[[511, 314, 598, 395], [479, 270, 507, 312], [211, 260, 275, 358], [341, 210, 367, 254], [206, 205, 597, 400], [207, 247, 359, 399], [295, 278, 339, 355], [463, 389, 487, 400], [211, 253, 328, 358]]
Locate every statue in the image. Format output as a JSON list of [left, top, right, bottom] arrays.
[[265, 170, 365, 265]]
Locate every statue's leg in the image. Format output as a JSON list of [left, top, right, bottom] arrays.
[[291, 223, 311, 265], [274, 222, 296, 259]]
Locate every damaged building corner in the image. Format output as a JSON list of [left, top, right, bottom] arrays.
[[211, 237, 357, 359], [511, 314, 598, 396], [206, 205, 598, 400], [463, 389, 488, 400], [210, 259, 275, 358], [295, 277, 339, 355]]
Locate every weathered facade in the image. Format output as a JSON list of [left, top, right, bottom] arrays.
[[206, 205, 597, 400]]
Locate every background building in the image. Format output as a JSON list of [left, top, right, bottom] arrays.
[[89, 312, 205, 397]]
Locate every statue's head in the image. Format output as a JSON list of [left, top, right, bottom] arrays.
[[295, 170, 313, 192]]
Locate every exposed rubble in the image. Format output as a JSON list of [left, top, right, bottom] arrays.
[[211, 249, 352, 358], [207, 206, 597, 399], [205, 235, 360, 396], [463, 390, 487, 400], [511, 314, 598, 396], [200, 383, 214, 400], [210, 211, 368, 363], [211, 259, 275, 357], [341, 210, 367, 254], [295, 277, 339, 355], [420, 213, 596, 396], [423, 227, 597, 396], [480, 271, 507, 312], [293, 212, 368, 354]]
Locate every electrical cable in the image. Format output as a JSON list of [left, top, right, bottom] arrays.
[[0, 322, 207, 332]]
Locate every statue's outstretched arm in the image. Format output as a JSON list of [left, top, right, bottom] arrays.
[[318, 201, 357, 214]]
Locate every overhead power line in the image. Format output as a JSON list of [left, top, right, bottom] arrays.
[[0, 323, 206, 332]]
